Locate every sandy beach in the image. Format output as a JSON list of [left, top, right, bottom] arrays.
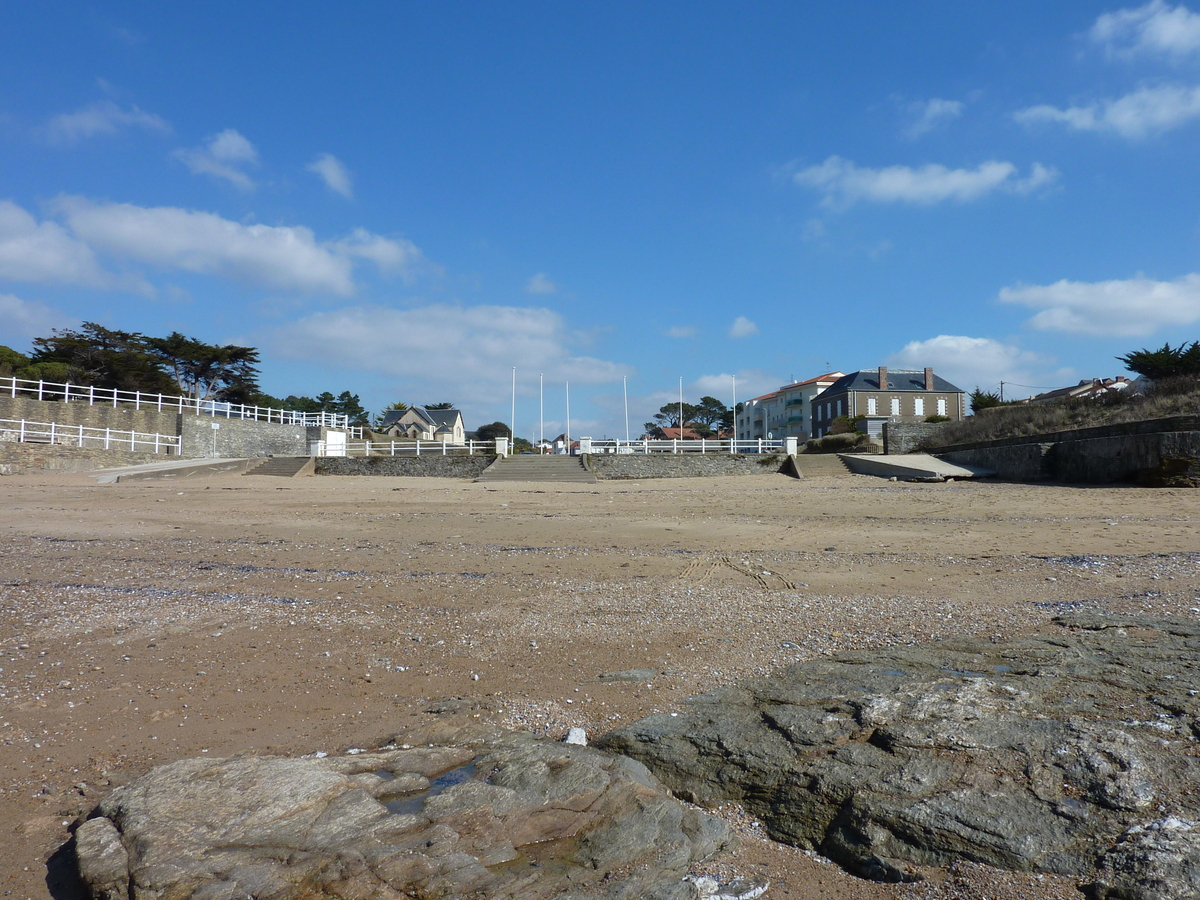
[[3, 468, 1198, 899]]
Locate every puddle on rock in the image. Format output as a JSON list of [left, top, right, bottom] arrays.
[[383, 762, 477, 815]]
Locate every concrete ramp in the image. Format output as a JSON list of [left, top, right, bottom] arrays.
[[837, 453, 994, 481], [89, 458, 253, 484]]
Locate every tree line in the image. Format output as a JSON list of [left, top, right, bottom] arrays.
[[0, 322, 370, 426], [643, 395, 734, 438]]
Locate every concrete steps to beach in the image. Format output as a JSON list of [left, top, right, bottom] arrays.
[[243, 456, 313, 478], [791, 454, 853, 477], [476, 454, 596, 483]]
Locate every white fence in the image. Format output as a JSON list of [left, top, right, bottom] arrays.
[[1, 376, 348, 428], [321, 438, 788, 457], [0, 417, 180, 454], [581, 438, 791, 455], [333, 440, 499, 457]]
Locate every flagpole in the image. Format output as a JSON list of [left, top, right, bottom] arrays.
[[623, 375, 629, 445], [678, 376, 684, 438]]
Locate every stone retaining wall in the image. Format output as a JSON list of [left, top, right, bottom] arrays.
[[0, 395, 180, 436], [884, 422, 950, 455], [314, 455, 494, 478], [0, 442, 169, 475], [938, 427, 1200, 483], [179, 416, 307, 458], [586, 453, 787, 479]]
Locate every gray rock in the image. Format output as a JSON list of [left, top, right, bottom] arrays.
[[75, 718, 731, 900], [598, 614, 1200, 900]]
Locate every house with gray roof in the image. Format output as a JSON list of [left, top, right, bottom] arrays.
[[378, 406, 465, 443], [811, 367, 965, 439]]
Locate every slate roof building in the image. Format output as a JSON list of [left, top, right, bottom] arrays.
[[378, 406, 466, 443], [811, 367, 965, 439], [1027, 376, 1132, 404]]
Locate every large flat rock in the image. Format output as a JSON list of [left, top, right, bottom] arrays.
[[599, 614, 1200, 899], [75, 716, 731, 900]]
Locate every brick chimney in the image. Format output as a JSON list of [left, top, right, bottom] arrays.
[[924, 367, 934, 391], [878, 366, 888, 390]]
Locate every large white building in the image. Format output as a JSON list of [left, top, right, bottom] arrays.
[[736, 372, 844, 441]]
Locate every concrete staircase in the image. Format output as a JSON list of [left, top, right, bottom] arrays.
[[791, 454, 852, 477], [476, 454, 596, 483], [243, 456, 313, 477]]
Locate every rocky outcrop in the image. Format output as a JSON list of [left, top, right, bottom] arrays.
[[75, 718, 731, 900], [599, 614, 1200, 899]]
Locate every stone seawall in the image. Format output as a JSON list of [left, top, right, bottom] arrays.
[[0, 442, 170, 475], [586, 453, 787, 479], [0, 395, 180, 436], [315, 455, 494, 478], [938, 427, 1200, 483]]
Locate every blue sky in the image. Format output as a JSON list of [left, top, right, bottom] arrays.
[[4, 2, 1200, 438]]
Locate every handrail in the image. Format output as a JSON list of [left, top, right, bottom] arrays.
[[0, 375, 349, 428], [0, 417, 180, 454]]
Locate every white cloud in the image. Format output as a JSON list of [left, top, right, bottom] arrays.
[[666, 325, 697, 338], [271, 304, 629, 413], [1090, 0, 1200, 58], [1015, 83, 1200, 138], [885, 335, 1048, 395], [693, 370, 779, 401], [0, 200, 126, 289], [999, 273, 1200, 336], [793, 156, 1057, 207], [904, 97, 964, 138], [331, 228, 425, 280], [307, 153, 353, 199], [54, 197, 421, 295], [0, 293, 76, 341], [525, 272, 557, 294], [45, 100, 171, 144], [174, 129, 259, 190], [728, 316, 759, 338]]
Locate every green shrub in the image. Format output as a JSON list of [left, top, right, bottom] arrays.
[[805, 432, 869, 453], [924, 414, 951, 423]]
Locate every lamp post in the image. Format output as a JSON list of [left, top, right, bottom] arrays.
[[565, 381, 571, 451], [511, 367, 516, 446], [539, 373, 544, 453]]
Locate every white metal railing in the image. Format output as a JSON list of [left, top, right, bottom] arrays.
[[0, 417, 180, 454], [582, 439, 787, 455], [334, 440, 499, 457], [1, 376, 348, 428]]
